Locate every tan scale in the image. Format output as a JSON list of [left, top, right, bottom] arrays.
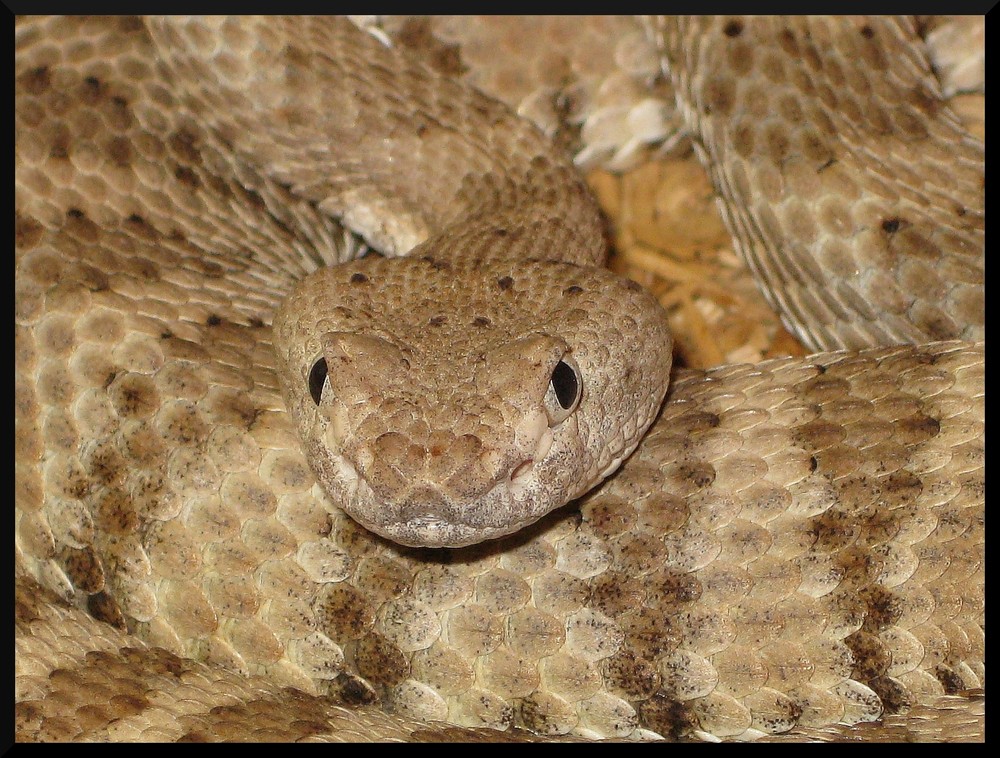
[[15, 15, 983, 742]]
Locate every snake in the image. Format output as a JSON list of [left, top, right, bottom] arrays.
[[14, 16, 983, 741]]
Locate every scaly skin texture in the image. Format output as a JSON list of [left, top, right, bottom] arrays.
[[15, 16, 983, 741], [649, 16, 984, 351]]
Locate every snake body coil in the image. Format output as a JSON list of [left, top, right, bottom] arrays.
[[15, 16, 983, 741]]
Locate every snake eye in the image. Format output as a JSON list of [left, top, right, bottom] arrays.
[[544, 356, 582, 426], [309, 357, 328, 405]]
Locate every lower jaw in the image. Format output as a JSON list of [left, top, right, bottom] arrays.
[[374, 518, 486, 549]]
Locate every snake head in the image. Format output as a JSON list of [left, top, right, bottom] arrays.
[[273, 253, 673, 547]]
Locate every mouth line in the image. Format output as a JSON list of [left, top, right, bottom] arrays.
[[327, 445, 549, 546]]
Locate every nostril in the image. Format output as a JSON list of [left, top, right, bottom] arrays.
[[511, 459, 534, 483]]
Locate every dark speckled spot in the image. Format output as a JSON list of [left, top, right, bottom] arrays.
[[869, 676, 910, 713], [350, 272, 369, 284], [332, 673, 379, 706], [639, 692, 699, 740], [723, 19, 744, 37], [353, 632, 410, 688], [844, 630, 891, 680], [498, 276, 514, 291], [21, 66, 51, 95], [422, 255, 450, 271], [934, 665, 969, 695], [88, 590, 127, 629], [173, 161, 200, 186], [859, 585, 903, 632]]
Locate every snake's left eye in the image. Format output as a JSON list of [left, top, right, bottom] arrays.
[[309, 357, 328, 405], [544, 356, 582, 425]]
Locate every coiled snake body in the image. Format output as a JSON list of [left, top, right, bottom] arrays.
[[15, 16, 983, 741]]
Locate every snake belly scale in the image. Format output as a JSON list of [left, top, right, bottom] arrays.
[[15, 16, 983, 741]]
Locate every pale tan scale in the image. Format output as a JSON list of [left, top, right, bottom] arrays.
[[15, 15, 983, 743]]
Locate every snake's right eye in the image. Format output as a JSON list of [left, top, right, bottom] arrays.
[[309, 357, 328, 405], [544, 356, 582, 426]]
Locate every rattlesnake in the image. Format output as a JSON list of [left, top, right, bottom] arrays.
[[15, 16, 983, 741]]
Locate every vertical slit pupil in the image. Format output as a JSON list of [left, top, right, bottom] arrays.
[[551, 360, 579, 410], [309, 358, 328, 405]]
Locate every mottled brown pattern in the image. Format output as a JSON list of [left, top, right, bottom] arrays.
[[650, 16, 983, 351], [15, 15, 983, 742]]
